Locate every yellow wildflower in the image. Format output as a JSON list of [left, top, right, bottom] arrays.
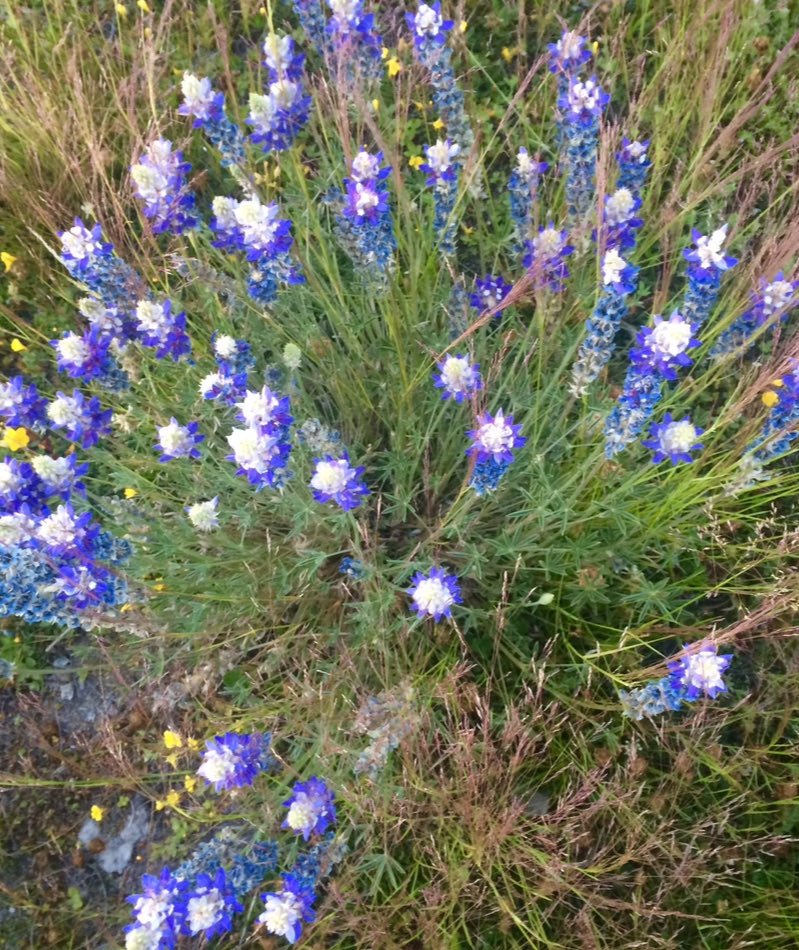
[[381, 46, 389, 60], [184, 775, 198, 793], [371, 98, 380, 112], [165, 790, 181, 808], [762, 391, 780, 408], [136, 0, 150, 11], [0, 427, 30, 451], [459, 20, 467, 32], [413, 100, 426, 112], [386, 57, 401, 78], [591, 40, 599, 56], [124, 487, 138, 498], [144, 26, 152, 38], [10, 338, 27, 352], [187, 737, 201, 752], [165, 753, 179, 768], [1, 252, 17, 272], [408, 155, 424, 170], [115, 3, 127, 16], [90, 805, 105, 822], [772, 378, 785, 387], [163, 730, 183, 749], [502, 46, 518, 63], [432, 118, 445, 131]]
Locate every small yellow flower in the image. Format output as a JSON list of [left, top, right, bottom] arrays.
[[1, 252, 17, 272], [459, 20, 467, 32], [187, 737, 201, 752], [120, 603, 134, 613], [165, 753, 179, 768], [90, 805, 105, 822], [155, 799, 165, 811], [124, 487, 138, 498], [762, 391, 780, 408], [0, 427, 30, 451], [10, 338, 27, 352], [591, 40, 599, 56], [144, 26, 152, 38], [413, 100, 426, 112], [381, 46, 389, 60], [371, 98, 380, 112], [386, 57, 401, 78], [501, 46, 518, 63], [184, 775, 198, 793], [432, 118, 445, 131], [153, 582, 166, 591], [163, 730, 183, 749], [115, 3, 127, 16], [772, 378, 785, 387], [462, 225, 475, 236], [408, 155, 424, 170], [165, 790, 181, 808], [259, 5, 267, 13], [136, 0, 150, 11]]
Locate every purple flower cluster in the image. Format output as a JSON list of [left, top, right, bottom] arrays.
[[469, 275, 512, 317], [406, 2, 453, 48], [642, 413, 704, 465], [630, 311, 701, 380], [335, 148, 396, 276], [125, 866, 243, 949], [617, 137, 651, 197], [258, 874, 316, 944], [154, 419, 204, 462], [407, 566, 462, 621], [549, 31, 606, 219], [46, 389, 112, 448], [226, 385, 294, 489], [0, 377, 48, 430], [131, 138, 198, 235], [199, 333, 254, 405], [621, 641, 733, 719], [310, 454, 369, 510], [326, 0, 382, 81], [569, 248, 639, 396], [711, 271, 799, 358], [282, 777, 336, 840], [604, 311, 701, 458], [246, 34, 311, 153], [210, 195, 303, 304], [196, 732, 270, 792], [668, 641, 733, 701], [508, 147, 548, 262], [59, 217, 142, 315], [50, 325, 114, 381], [407, 4, 472, 152], [135, 299, 192, 362], [682, 224, 738, 327], [547, 29, 592, 80], [179, 73, 245, 167], [419, 138, 461, 257], [467, 409, 526, 464], [433, 353, 481, 403], [0, 448, 129, 625], [523, 223, 574, 292], [751, 368, 799, 463], [599, 187, 643, 250]]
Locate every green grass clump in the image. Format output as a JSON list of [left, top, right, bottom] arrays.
[[2, 1, 799, 948]]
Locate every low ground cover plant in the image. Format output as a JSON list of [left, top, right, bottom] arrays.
[[2, 1, 799, 947]]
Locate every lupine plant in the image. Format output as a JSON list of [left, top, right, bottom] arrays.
[[3, 2, 799, 948]]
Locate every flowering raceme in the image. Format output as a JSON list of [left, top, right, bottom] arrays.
[[407, 567, 462, 621]]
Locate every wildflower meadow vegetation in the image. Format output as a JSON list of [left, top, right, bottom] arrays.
[[2, 0, 799, 947]]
